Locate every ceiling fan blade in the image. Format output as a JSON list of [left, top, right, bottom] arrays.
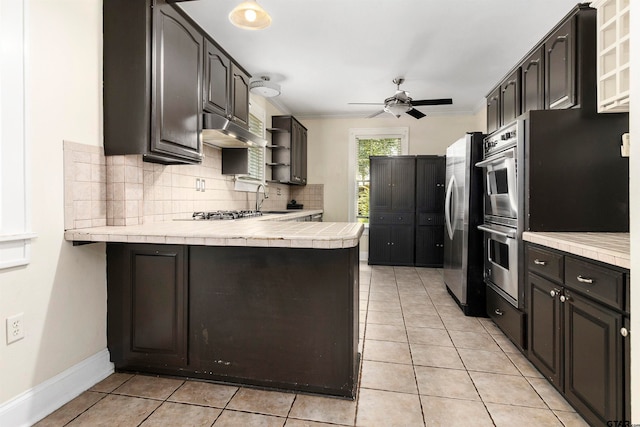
[[348, 102, 385, 105], [410, 98, 453, 106], [367, 110, 386, 118], [406, 108, 426, 119]]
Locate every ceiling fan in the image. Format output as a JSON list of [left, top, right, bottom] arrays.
[[349, 78, 453, 119]]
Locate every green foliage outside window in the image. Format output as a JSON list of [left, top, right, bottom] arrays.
[[357, 138, 401, 223]]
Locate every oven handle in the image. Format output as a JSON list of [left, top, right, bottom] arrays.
[[478, 224, 516, 239], [475, 150, 514, 168]]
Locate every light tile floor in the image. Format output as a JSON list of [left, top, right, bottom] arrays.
[[36, 264, 589, 426]]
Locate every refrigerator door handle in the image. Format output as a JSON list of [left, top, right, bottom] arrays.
[[444, 175, 456, 240]]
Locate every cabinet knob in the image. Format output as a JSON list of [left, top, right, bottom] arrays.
[[494, 308, 504, 316], [560, 294, 570, 303], [533, 259, 546, 266], [576, 275, 594, 284], [549, 289, 559, 298], [620, 327, 629, 337]]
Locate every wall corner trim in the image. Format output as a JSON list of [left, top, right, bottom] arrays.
[[0, 349, 114, 427]]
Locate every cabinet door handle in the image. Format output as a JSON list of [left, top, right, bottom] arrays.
[[620, 327, 629, 337], [549, 289, 560, 298], [494, 309, 504, 316], [560, 294, 570, 303], [533, 259, 546, 266], [576, 275, 594, 284]]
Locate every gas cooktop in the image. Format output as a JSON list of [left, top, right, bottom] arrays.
[[190, 210, 263, 220]]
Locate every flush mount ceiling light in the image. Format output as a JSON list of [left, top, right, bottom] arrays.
[[229, 0, 272, 30], [249, 76, 281, 97]]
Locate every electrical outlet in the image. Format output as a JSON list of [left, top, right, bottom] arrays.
[[621, 133, 630, 157], [276, 187, 281, 196], [201, 179, 206, 192], [195, 178, 201, 191], [6, 313, 24, 344]]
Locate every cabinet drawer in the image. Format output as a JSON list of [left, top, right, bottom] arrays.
[[565, 257, 624, 310], [527, 245, 563, 282], [417, 213, 444, 226], [486, 285, 526, 349], [370, 212, 414, 225]]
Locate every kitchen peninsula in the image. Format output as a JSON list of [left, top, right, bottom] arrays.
[[65, 213, 363, 399]]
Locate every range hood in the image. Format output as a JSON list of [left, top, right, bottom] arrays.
[[202, 113, 267, 148]]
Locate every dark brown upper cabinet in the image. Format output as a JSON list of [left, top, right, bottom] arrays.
[[500, 69, 521, 126], [486, 88, 500, 135], [203, 39, 251, 130], [521, 47, 545, 112], [485, 4, 598, 133], [231, 64, 250, 128], [544, 19, 575, 109], [269, 116, 308, 185], [104, 0, 203, 164], [203, 39, 231, 117]]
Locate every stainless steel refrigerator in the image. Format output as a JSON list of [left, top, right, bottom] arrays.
[[443, 132, 485, 316]]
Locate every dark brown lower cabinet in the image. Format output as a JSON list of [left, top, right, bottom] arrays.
[[415, 225, 444, 267], [107, 244, 188, 369], [525, 243, 629, 426], [368, 224, 414, 266], [106, 243, 360, 398]]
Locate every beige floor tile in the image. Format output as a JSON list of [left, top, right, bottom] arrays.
[[470, 371, 547, 408], [35, 391, 105, 426], [528, 378, 575, 412], [213, 410, 285, 427], [226, 388, 295, 417], [113, 375, 184, 400], [368, 291, 400, 302], [434, 305, 466, 318], [414, 366, 479, 401], [441, 315, 487, 332], [553, 410, 590, 427], [360, 360, 418, 394], [400, 303, 438, 316], [486, 403, 563, 427], [366, 309, 405, 326], [284, 419, 350, 427], [448, 330, 502, 352], [359, 310, 367, 323], [420, 395, 494, 427], [410, 344, 464, 369], [67, 394, 161, 426], [168, 381, 238, 408], [403, 313, 445, 329], [364, 323, 407, 342], [364, 339, 412, 364], [90, 373, 134, 393], [505, 351, 544, 378], [457, 348, 520, 375], [405, 326, 453, 347], [355, 388, 424, 427], [140, 402, 221, 426], [367, 300, 402, 312], [288, 394, 356, 425]]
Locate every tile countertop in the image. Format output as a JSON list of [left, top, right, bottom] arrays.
[[64, 210, 365, 249], [522, 232, 630, 270]]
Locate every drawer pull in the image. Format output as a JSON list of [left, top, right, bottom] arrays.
[[494, 309, 504, 316], [576, 275, 594, 284], [620, 327, 629, 337], [533, 259, 547, 266]]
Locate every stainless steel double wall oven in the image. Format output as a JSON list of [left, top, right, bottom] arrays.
[[476, 122, 522, 307]]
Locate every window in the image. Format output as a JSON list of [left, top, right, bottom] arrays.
[[1, 0, 36, 269], [357, 137, 403, 223], [348, 128, 409, 223], [235, 101, 266, 188]]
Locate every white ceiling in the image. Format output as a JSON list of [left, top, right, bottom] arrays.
[[179, 0, 582, 119]]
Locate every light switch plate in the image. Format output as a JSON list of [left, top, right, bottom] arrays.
[[621, 133, 630, 157]]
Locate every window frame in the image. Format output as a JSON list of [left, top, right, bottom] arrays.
[[1, 0, 36, 269], [234, 101, 267, 192], [348, 127, 409, 223]]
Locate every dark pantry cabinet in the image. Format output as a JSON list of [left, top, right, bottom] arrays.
[[104, 0, 204, 164], [525, 243, 630, 426], [368, 156, 445, 267]]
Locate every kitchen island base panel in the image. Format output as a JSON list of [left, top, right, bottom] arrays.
[[106, 243, 360, 399]]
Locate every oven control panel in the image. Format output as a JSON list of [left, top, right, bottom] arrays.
[[484, 123, 517, 156]]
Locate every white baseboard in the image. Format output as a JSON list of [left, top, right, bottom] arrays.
[[0, 348, 114, 427]]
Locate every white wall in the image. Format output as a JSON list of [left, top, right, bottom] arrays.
[[0, 0, 107, 405], [301, 114, 480, 221]]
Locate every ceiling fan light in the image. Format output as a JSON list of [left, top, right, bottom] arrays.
[[229, 0, 272, 30], [384, 102, 410, 118]]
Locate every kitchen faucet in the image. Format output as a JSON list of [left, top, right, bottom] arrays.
[[255, 183, 268, 212]]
